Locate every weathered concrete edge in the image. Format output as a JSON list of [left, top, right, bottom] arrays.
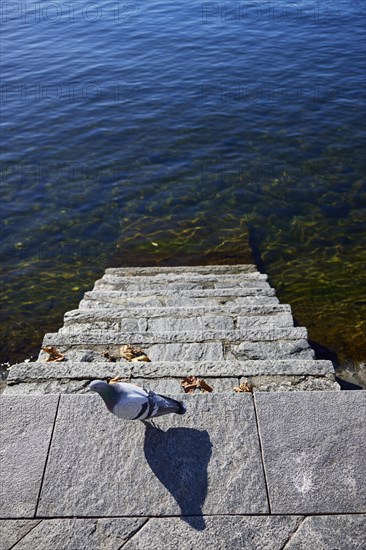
[[6, 360, 336, 383]]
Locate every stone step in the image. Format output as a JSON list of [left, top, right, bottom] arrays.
[[54, 326, 308, 344], [105, 264, 259, 276], [63, 314, 294, 333], [6, 359, 337, 393], [40, 338, 314, 361], [94, 278, 271, 292], [7, 359, 335, 384], [4, 373, 338, 395], [85, 288, 275, 300], [80, 288, 278, 310], [79, 295, 280, 309], [94, 273, 270, 292], [99, 272, 268, 283], [64, 303, 292, 324]]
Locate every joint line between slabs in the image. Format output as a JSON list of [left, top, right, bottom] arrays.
[[34, 394, 61, 518], [118, 518, 150, 549], [281, 516, 307, 549], [8, 520, 42, 550], [252, 394, 272, 514]]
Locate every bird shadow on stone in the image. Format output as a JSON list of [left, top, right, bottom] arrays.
[[143, 422, 212, 531]]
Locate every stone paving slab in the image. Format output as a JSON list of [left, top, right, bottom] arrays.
[[7, 360, 335, 385], [0, 396, 59, 518], [37, 394, 269, 517], [255, 391, 366, 514], [285, 514, 366, 549], [1, 518, 146, 550], [1, 515, 365, 549], [108, 516, 304, 550], [0, 520, 41, 550]]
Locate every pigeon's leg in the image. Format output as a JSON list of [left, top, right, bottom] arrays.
[[141, 419, 161, 430]]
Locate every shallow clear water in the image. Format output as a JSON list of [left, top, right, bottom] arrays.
[[1, 1, 365, 367]]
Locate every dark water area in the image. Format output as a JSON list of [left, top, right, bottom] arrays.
[[1, 1, 365, 372]]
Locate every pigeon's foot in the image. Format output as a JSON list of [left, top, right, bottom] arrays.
[[141, 419, 161, 430]]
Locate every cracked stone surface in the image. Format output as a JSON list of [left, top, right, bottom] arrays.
[[37, 394, 268, 517], [0, 520, 41, 550], [284, 514, 366, 549], [255, 391, 366, 514], [0, 396, 59, 518], [122, 516, 303, 549], [3, 518, 146, 550]]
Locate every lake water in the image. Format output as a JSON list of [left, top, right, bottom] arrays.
[[1, 1, 365, 372]]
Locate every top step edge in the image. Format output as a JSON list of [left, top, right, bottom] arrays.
[[9, 359, 335, 369], [105, 265, 258, 275]]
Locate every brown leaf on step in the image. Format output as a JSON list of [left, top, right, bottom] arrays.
[[130, 355, 150, 362], [42, 346, 65, 362], [109, 376, 125, 384], [180, 376, 198, 393], [180, 376, 213, 394], [103, 352, 117, 363], [233, 381, 253, 393], [120, 345, 151, 362], [198, 379, 213, 393]]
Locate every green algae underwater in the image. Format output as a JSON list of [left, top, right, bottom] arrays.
[[1, 204, 365, 386], [2, 0, 365, 386]]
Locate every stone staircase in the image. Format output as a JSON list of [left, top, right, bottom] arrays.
[[5, 264, 339, 394], [3, 265, 366, 550]]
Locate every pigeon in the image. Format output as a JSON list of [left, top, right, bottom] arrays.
[[89, 380, 186, 420]]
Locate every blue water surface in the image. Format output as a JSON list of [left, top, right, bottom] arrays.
[[1, 1, 365, 365]]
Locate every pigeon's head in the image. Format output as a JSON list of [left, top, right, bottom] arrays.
[[89, 379, 119, 412], [89, 379, 110, 394]]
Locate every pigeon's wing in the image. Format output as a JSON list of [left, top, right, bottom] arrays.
[[114, 382, 148, 398], [110, 383, 150, 420], [111, 384, 185, 420], [112, 392, 151, 420]]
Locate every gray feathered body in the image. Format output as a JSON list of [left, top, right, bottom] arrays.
[[89, 380, 186, 420]]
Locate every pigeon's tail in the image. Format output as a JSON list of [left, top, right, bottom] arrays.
[[152, 393, 186, 417], [176, 401, 186, 415]]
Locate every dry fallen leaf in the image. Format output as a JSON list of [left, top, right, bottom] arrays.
[[120, 345, 150, 362], [180, 376, 213, 393], [198, 379, 214, 393], [233, 381, 254, 393], [130, 355, 150, 363], [103, 352, 117, 363], [42, 346, 65, 362], [109, 376, 125, 384], [180, 376, 197, 393]]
